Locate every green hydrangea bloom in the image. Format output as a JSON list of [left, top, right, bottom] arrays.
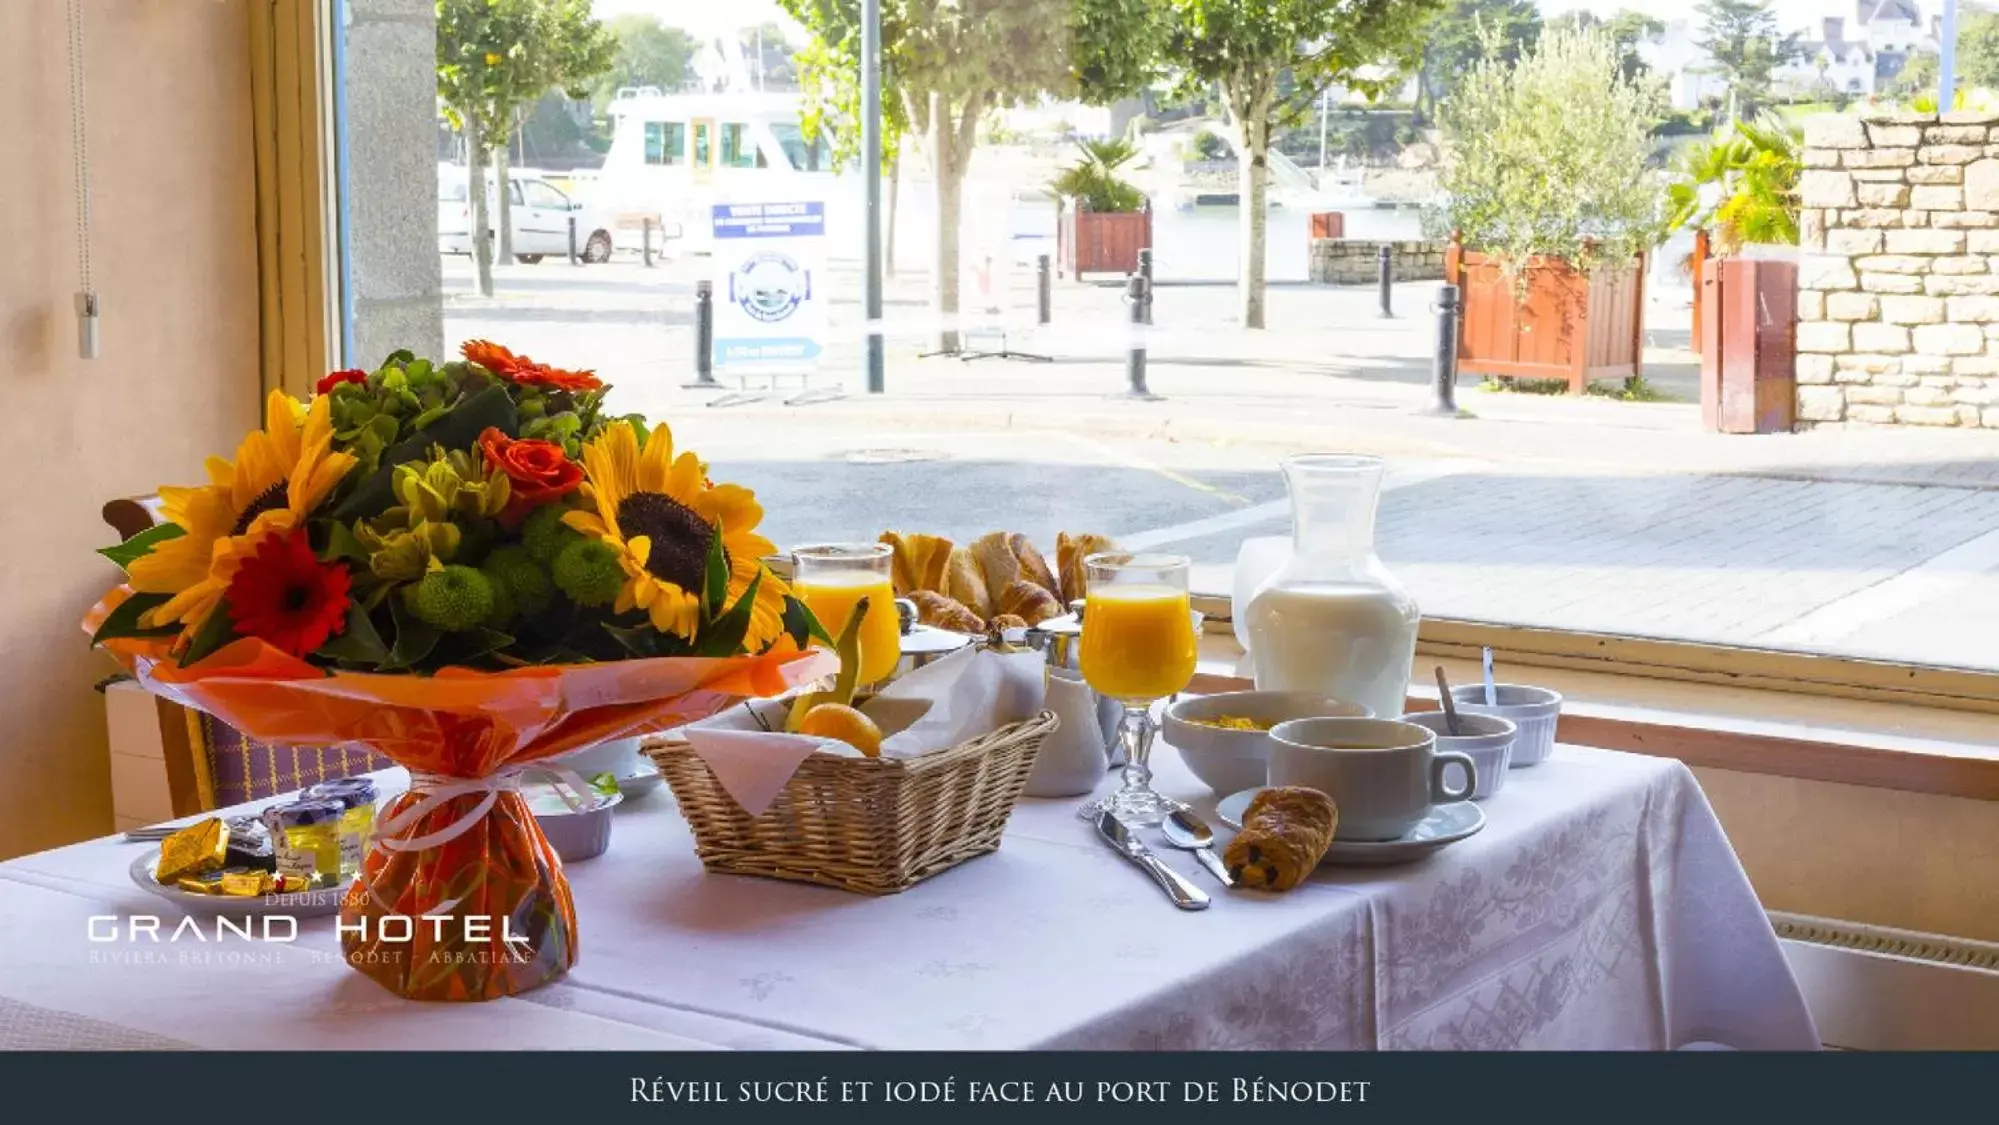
[[407, 565, 496, 631], [553, 538, 624, 608], [522, 503, 578, 565]]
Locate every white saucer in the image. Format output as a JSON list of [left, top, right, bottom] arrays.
[[128, 853, 351, 917], [615, 767, 664, 801], [1215, 788, 1486, 866]]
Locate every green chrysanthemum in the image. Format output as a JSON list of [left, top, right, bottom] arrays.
[[522, 503, 578, 565], [552, 538, 624, 608], [482, 546, 553, 619], [406, 565, 496, 631]]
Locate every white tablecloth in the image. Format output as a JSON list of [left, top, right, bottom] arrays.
[[0, 743, 1817, 1051]]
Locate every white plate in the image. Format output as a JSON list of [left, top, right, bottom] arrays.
[[615, 766, 664, 801], [127, 853, 350, 918], [1215, 789, 1486, 867]]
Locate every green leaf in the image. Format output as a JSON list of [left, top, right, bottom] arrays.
[[179, 601, 239, 667], [379, 348, 416, 369], [783, 594, 831, 648], [694, 568, 760, 658], [588, 772, 620, 799], [383, 594, 441, 671], [599, 620, 658, 659], [330, 383, 518, 523], [98, 524, 186, 571], [703, 518, 730, 620], [320, 521, 371, 565], [316, 602, 390, 666], [90, 592, 175, 645]]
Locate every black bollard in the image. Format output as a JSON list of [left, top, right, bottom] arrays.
[[1125, 272, 1160, 400], [642, 217, 654, 268], [1420, 283, 1471, 418], [683, 279, 722, 390], [567, 215, 579, 266], [1137, 247, 1155, 325], [1037, 254, 1052, 326], [1377, 244, 1393, 318]]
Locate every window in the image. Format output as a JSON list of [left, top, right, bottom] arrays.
[[521, 180, 568, 210], [693, 122, 711, 166], [643, 121, 685, 166], [720, 123, 760, 168], [772, 123, 826, 172]]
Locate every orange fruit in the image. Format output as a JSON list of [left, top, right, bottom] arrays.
[[795, 703, 885, 757]]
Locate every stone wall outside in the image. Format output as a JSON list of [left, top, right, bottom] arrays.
[[1796, 110, 1999, 429], [1310, 239, 1449, 285]]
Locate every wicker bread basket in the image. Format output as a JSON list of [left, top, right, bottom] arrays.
[[645, 709, 1059, 895]]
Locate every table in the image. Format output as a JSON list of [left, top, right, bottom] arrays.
[[0, 742, 1818, 1050]]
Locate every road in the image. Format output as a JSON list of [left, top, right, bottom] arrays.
[[442, 256, 1999, 673]]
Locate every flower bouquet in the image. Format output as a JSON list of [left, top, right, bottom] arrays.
[[87, 341, 833, 1001]]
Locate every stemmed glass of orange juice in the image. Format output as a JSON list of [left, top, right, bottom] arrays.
[[791, 543, 902, 687], [1079, 552, 1199, 825]]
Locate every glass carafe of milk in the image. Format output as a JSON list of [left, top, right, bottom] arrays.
[[1243, 455, 1419, 720]]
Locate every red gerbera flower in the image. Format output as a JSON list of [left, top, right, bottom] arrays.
[[460, 339, 602, 393], [315, 368, 368, 395], [225, 529, 352, 658]]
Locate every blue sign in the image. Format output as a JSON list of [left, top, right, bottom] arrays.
[[711, 202, 826, 374]]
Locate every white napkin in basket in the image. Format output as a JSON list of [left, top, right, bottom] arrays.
[[679, 646, 1048, 816]]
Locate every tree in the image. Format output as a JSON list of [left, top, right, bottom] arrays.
[[1695, 0, 1791, 120], [1895, 11, 1999, 102], [1554, 9, 1664, 82], [1167, 0, 1444, 328], [1667, 115, 1801, 253], [783, 0, 1164, 351], [438, 0, 613, 292], [785, 18, 913, 276], [1437, 25, 1664, 277], [591, 14, 699, 109], [1415, 0, 1541, 121]]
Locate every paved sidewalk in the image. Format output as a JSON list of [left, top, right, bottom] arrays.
[[441, 259, 1999, 671]]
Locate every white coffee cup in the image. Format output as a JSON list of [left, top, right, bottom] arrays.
[[1266, 717, 1477, 841]]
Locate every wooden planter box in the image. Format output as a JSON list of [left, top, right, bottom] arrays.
[[1446, 238, 1647, 394], [1699, 256, 1797, 434], [1058, 206, 1152, 278]]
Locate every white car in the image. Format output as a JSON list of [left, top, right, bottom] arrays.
[[438, 168, 617, 264]]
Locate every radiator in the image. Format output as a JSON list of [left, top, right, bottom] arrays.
[[1773, 911, 1999, 1050]]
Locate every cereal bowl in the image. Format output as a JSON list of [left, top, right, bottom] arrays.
[[1162, 691, 1371, 794]]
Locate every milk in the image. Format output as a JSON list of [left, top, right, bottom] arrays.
[[1243, 580, 1420, 721]]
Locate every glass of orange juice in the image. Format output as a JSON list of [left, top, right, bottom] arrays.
[[791, 543, 902, 687], [1080, 552, 1198, 825]]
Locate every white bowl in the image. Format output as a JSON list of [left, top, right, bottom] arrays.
[[527, 787, 623, 863], [1449, 684, 1562, 767], [1162, 690, 1371, 795], [1401, 711, 1518, 799]]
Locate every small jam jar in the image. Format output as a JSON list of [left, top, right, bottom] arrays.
[[305, 777, 378, 881], [270, 799, 345, 888]]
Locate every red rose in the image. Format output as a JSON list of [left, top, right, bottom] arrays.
[[478, 427, 583, 526], [316, 368, 368, 395]]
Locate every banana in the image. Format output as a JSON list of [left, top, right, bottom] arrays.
[[784, 595, 871, 732]]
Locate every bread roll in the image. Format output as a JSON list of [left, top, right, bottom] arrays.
[[968, 531, 1021, 600], [943, 547, 994, 619], [908, 589, 982, 633], [1223, 786, 1337, 892], [880, 531, 952, 595], [1008, 533, 1062, 600], [996, 578, 1063, 627], [1056, 532, 1115, 604]]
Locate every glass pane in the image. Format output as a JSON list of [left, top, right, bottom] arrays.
[[692, 123, 710, 165], [523, 181, 565, 208]]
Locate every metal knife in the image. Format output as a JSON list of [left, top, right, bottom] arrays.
[[1094, 810, 1210, 911]]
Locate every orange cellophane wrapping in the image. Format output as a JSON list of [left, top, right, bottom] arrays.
[[94, 614, 833, 1002]]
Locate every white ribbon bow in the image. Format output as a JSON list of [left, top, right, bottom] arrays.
[[376, 761, 598, 854]]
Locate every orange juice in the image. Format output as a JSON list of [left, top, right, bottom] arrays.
[[796, 573, 902, 685], [1080, 584, 1197, 703]]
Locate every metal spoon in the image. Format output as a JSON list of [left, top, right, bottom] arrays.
[[1434, 666, 1464, 736], [1161, 807, 1234, 887]]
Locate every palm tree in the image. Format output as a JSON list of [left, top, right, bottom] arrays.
[[1667, 114, 1801, 253], [1049, 138, 1147, 214]]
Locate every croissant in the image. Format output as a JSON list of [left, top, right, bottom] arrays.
[[988, 612, 1029, 633], [908, 589, 982, 633], [1056, 532, 1115, 604], [1008, 533, 1062, 601], [880, 531, 952, 595], [996, 578, 1063, 627], [1224, 787, 1338, 892], [968, 531, 1021, 601], [942, 547, 994, 619]]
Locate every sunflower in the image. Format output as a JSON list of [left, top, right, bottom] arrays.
[[460, 339, 602, 393], [127, 391, 357, 639], [564, 421, 787, 648]]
